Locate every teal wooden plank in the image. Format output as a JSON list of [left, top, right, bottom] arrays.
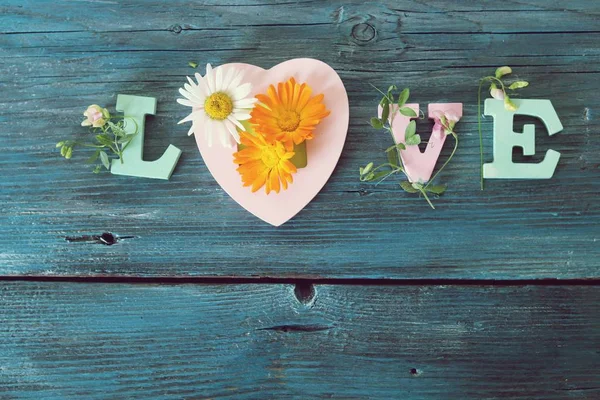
[[1, 282, 599, 399], [0, 1, 599, 278]]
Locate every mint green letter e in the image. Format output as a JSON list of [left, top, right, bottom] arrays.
[[483, 99, 562, 179], [110, 94, 182, 180]]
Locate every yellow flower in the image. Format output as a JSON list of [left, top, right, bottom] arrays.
[[82, 105, 110, 128], [233, 131, 297, 194], [250, 77, 330, 150]]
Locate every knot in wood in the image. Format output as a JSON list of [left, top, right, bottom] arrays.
[[170, 24, 182, 34], [351, 22, 376, 43], [99, 232, 117, 245]]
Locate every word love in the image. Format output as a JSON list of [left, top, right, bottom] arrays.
[[111, 94, 182, 180], [111, 95, 563, 182]]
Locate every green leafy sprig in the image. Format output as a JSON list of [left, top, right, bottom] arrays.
[[57, 106, 138, 173], [478, 66, 530, 189], [359, 86, 459, 209]]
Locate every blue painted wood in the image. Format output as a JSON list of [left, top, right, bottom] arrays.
[[1, 282, 599, 399], [1, 1, 599, 278]]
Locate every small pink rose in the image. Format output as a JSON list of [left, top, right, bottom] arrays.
[[82, 105, 110, 128], [490, 87, 505, 100]]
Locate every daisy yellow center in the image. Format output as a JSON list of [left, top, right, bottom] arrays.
[[260, 145, 280, 168], [204, 92, 233, 121], [277, 110, 300, 132]]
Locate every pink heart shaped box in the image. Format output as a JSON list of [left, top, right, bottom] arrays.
[[194, 58, 349, 226]]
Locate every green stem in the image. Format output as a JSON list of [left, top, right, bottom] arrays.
[[361, 163, 404, 182], [369, 84, 394, 105], [478, 79, 485, 190], [425, 132, 458, 190], [419, 188, 435, 209], [71, 142, 105, 149], [374, 167, 404, 186], [478, 76, 506, 191], [385, 127, 404, 170]]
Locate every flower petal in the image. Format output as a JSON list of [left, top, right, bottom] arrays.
[[178, 110, 203, 124], [195, 72, 211, 95], [232, 83, 252, 101], [224, 118, 240, 144], [226, 71, 244, 92], [227, 115, 245, 130], [215, 66, 223, 92], [205, 64, 215, 93], [177, 98, 195, 107], [205, 118, 214, 147], [233, 112, 251, 120]]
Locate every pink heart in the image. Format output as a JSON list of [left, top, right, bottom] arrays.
[[194, 58, 349, 226]]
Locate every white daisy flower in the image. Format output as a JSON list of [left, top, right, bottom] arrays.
[[177, 63, 257, 148]]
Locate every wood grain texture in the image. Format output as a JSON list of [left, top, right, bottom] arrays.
[[1, 0, 599, 278], [1, 282, 599, 399]]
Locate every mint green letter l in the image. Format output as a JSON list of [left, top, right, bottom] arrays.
[[111, 94, 182, 180]]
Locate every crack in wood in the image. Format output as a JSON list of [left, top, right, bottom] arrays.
[[64, 232, 134, 246], [257, 324, 333, 333]]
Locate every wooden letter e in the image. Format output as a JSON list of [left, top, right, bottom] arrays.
[[483, 99, 562, 179]]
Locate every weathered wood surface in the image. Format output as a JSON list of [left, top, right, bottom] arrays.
[[1, 282, 598, 399], [1, 1, 599, 278]]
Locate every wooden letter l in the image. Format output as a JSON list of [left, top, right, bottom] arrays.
[[110, 94, 182, 180]]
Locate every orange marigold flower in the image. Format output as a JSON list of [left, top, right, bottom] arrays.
[[251, 77, 330, 150], [233, 130, 297, 194]]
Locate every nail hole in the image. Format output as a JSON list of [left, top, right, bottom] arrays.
[[410, 368, 422, 377], [294, 283, 316, 306]]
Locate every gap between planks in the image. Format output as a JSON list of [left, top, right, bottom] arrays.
[[0, 275, 598, 286]]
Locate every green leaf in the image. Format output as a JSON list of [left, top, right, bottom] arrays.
[[386, 85, 396, 102], [370, 117, 383, 129], [117, 134, 137, 144], [65, 147, 73, 159], [60, 145, 67, 157], [99, 151, 110, 170], [95, 134, 114, 147], [405, 134, 421, 146], [86, 150, 101, 164], [93, 165, 102, 174], [362, 162, 374, 175], [188, 61, 198, 68], [56, 141, 65, 148], [369, 171, 391, 182], [381, 99, 390, 123], [397, 88, 409, 108], [400, 181, 419, 193], [385, 143, 406, 153], [495, 66, 512, 78], [509, 81, 529, 90], [387, 148, 399, 166], [399, 107, 417, 117], [425, 184, 447, 195], [405, 120, 416, 138]]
